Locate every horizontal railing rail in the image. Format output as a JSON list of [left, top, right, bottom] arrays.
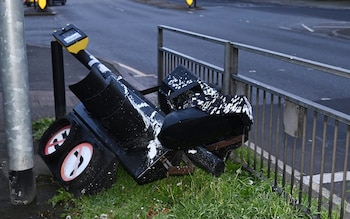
[[233, 42, 350, 79]]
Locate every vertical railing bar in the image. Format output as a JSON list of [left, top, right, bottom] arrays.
[[223, 42, 232, 95], [165, 52, 168, 75], [214, 69, 217, 85], [340, 125, 350, 219], [166, 53, 169, 76], [274, 96, 282, 187], [205, 68, 208, 83], [208, 68, 211, 83], [197, 65, 200, 78], [212, 69, 215, 85], [267, 93, 274, 178], [195, 64, 201, 75], [308, 111, 318, 208], [220, 71, 223, 87], [163, 52, 165, 76], [291, 137, 297, 196], [193, 63, 197, 77], [231, 46, 239, 95], [206, 67, 209, 83], [168, 53, 171, 75], [253, 88, 260, 170], [242, 136, 250, 166], [298, 108, 308, 206], [198, 65, 201, 79], [217, 71, 219, 86], [197, 63, 200, 75], [157, 26, 164, 84], [169, 53, 173, 74], [260, 90, 267, 172], [171, 54, 174, 73], [201, 65, 204, 79], [282, 133, 287, 188], [214, 69, 216, 87], [328, 120, 339, 218], [244, 82, 248, 97], [168, 52, 170, 75], [199, 63, 202, 77], [171, 54, 174, 71], [247, 85, 253, 167], [317, 115, 328, 214], [240, 134, 246, 162]]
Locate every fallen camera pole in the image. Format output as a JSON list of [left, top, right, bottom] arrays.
[[41, 24, 253, 196]]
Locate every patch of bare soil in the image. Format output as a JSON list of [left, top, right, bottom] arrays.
[[0, 175, 65, 219]]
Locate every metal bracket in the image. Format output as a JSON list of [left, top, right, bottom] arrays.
[[205, 135, 243, 151], [161, 152, 194, 175]]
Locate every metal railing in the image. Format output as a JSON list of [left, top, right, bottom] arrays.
[[157, 25, 350, 218]]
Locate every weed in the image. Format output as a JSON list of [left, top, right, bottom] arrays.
[[32, 117, 54, 141]]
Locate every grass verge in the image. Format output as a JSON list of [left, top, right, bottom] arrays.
[[32, 117, 337, 218], [51, 161, 310, 219]]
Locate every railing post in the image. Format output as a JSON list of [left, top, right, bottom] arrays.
[[157, 26, 164, 86], [223, 42, 238, 95]]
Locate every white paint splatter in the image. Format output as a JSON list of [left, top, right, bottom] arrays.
[[187, 149, 198, 154], [113, 79, 164, 163]]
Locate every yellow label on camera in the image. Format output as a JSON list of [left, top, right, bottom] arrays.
[[66, 37, 89, 54]]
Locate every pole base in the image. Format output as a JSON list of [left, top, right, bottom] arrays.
[[9, 168, 36, 205]]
